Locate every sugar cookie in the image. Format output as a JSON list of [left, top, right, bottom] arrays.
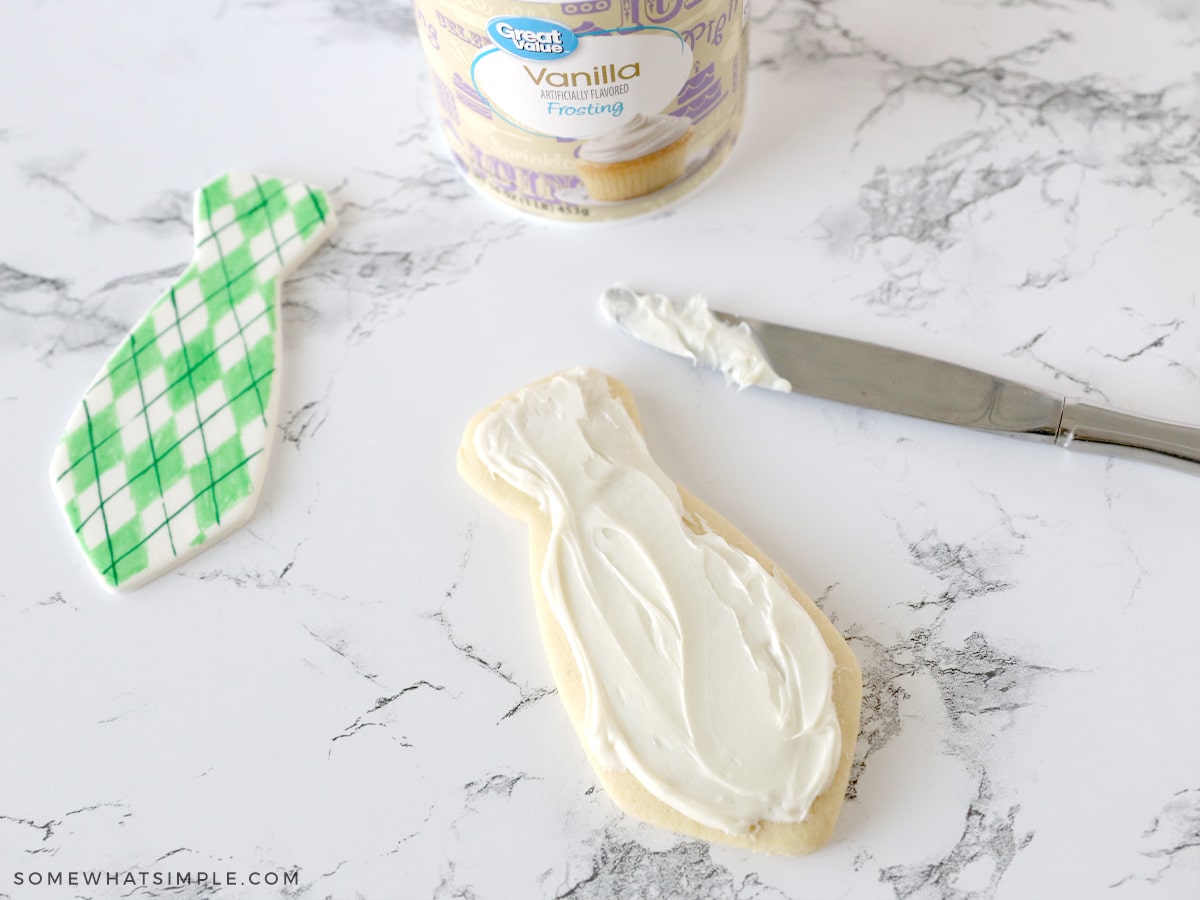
[[49, 173, 336, 591], [458, 368, 862, 853]]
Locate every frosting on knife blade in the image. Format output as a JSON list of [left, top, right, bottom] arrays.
[[602, 286, 791, 392]]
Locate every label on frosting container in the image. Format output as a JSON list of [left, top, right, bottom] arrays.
[[472, 29, 691, 138], [413, 0, 748, 222]]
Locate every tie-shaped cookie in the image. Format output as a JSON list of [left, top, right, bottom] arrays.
[[459, 369, 862, 854], [49, 173, 336, 592]]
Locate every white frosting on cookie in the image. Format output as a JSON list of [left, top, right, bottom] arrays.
[[602, 286, 792, 392], [472, 368, 840, 835], [577, 113, 691, 164]]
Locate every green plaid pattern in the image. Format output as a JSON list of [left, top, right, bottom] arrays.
[[49, 172, 335, 591]]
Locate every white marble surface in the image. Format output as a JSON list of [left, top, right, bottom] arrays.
[[2, 0, 1199, 897]]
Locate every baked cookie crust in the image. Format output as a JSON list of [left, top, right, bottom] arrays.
[[457, 370, 863, 854]]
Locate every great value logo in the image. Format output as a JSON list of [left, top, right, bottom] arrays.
[[487, 16, 579, 61]]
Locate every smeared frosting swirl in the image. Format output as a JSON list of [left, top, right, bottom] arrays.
[[473, 368, 840, 834], [603, 286, 792, 392]]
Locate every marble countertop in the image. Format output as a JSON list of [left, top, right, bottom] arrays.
[[2, 0, 1199, 897]]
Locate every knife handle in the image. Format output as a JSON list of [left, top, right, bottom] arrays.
[[1057, 401, 1200, 473]]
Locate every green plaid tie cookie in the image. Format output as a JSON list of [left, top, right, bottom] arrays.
[[49, 172, 336, 591]]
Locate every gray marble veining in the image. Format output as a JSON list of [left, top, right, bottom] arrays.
[[1, 0, 1199, 897]]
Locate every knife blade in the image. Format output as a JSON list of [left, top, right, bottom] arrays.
[[602, 287, 1200, 473], [711, 311, 1066, 438]]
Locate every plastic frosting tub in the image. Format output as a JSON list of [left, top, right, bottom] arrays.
[[414, 0, 749, 222]]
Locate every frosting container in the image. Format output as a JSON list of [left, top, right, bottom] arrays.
[[413, 0, 749, 222]]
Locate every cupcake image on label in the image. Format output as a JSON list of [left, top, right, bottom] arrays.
[[575, 113, 694, 202]]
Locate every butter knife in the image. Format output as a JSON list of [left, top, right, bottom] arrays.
[[603, 288, 1200, 474]]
